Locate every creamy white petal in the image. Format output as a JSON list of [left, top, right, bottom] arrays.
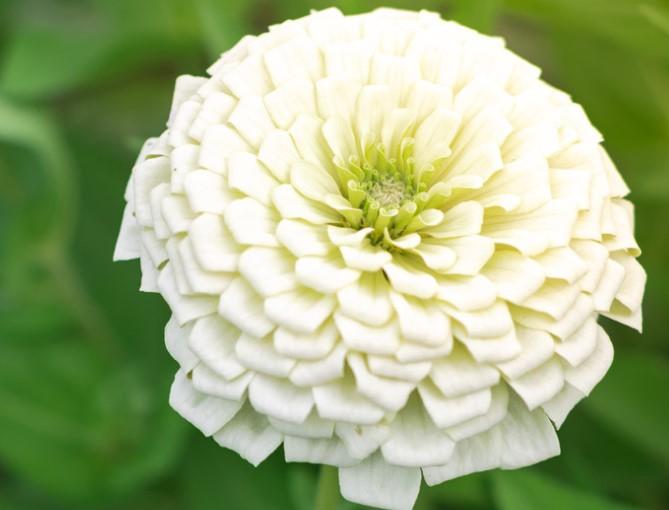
[[213, 403, 283, 467], [264, 287, 336, 334], [336, 422, 391, 459], [169, 370, 242, 436], [219, 277, 276, 338], [192, 365, 254, 401], [348, 353, 415, 411], [269, 412, 334, 439], [335, 313, 400, 355], [290, 344, 347, 387], [313, 376, 385, 425], [418, 381, 492, 428], [337, 272, 394, 327], [383, 258, 438, 299], [189, 315, 246, 380], [295, 253, 361, 294], [235, 333, 295, 377], [224, 198, 279, 247], [496, 327, 555, 378], [564, 325, 613, 395], [238, 246, 298, 297], [436, 274, 497, 312], [157, 264, 218, 324], [164, 315, 198, 371], [273, 320, 338, 360], [498, 394, 560, 469], [276, 219, 331, 257], [390, 291, 451, 346], [114, 204, 141, 261], [272, 184, 340, 224], [482, 250, 545, 303], [507, 358, 564, 410], [284, 436, 358, 467], [381, 395, 455, 467], [339, 452, 421, 510], [430, 345, 500, 398], [189, 213, 241, 272], [248, 374, 314, 423], [541, 382, 585, 428], [227, 152, 279, 205]]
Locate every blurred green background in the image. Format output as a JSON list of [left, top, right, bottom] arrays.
[[1, 0, 668, 509]]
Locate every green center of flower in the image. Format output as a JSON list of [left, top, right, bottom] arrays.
[[333, 140, 448, 248]]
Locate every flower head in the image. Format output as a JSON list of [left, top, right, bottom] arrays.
[[115, 8, 646, 510]]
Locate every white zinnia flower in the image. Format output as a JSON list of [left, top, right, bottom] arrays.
[[114, 8, 646, 510]]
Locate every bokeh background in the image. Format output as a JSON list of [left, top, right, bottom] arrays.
[[1, 0, 668, 509]]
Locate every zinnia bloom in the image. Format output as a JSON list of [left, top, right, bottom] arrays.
[[115, 8, 646, 510]]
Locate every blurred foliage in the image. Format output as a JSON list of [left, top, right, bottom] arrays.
[[0, 0, 668, 509]]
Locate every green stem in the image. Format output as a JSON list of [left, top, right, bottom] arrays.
[[314, 465, 340, 510]]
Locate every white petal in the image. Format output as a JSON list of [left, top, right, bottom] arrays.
[[459, 328, 522, 363], [183, 169, 235, 214], [157, 264, 217, 325], [436, 274, 497, 312], [520, 280, 581, 320], [446, 300, 513, 339], [337, 272, 394, 327], [564, 325, 613, 395], [335, 313, 400, 355], [192, 365, 253, 401], [427, 201, 483, 239], [222, 55, 273, 98], [178, 238, 234, 295], [276, 219, 331, 257], [418, 381, 492, 428], [227, 152, 279, 205], [258, 129, 301, 182], [189, 314, 246, 380], [236, 334, 296, 377], [430, 345, 500, 398], [411, 240, 456, 272], [264, 80, 317, 129], [284, 436, 358, 467], [224, 197, 279, 247], [161, 195, 196, 235], [534, 247, 588, 284], [591, 258, 626, 312], [367, 356, 431, 383], [482, 250, 545, 303], [336, 422, 391, 459], [164, 315, 198, 371], [541, 382, 585, 428], [395, 341, 453, 363], [313, 376, 385, 425], [390, 291, 451, 346], [213, 402, 283, 467], [381, 395, 455, 467], [290, 344, 347, 387], [340, 243, 393, 272], [248, 374, 314, 423], [228, 95, 275, 148], [508, 359, 564, 410], [189, 213, 241, 272], [114, 204, 140, 261], [219, 277, 276, 338], [496, 327, 555, 378], [383, 258, 438, 299], [295, 254, 360, 293], [423, 426, 502, 485], [290, 160, 340, 201], [169, 370, 242, 437], [264, 287, 336, 334], [339, 452, 420, 510], [238, 246, 298, 297], [132, 156, 171, 227], [611, 253, 646, 313], [348, 353, 415, 411], [199, 124, 251, 175], [554, 316, 598, 366], [272, 184, 340, 224], [446, 384, 509, 441], [273, 320, 337, 360], [498, 394, 560, 469], [269, 412, 334, 439]]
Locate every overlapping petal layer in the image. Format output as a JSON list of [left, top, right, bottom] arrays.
[[115, 8, 645, 510]]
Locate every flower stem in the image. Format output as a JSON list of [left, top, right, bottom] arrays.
[[314, 465, 339, 510]]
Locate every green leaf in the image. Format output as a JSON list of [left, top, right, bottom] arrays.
[[180, 436, 294, 510], [584, 351, 669, 465], [492, 470, 638, 510]]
